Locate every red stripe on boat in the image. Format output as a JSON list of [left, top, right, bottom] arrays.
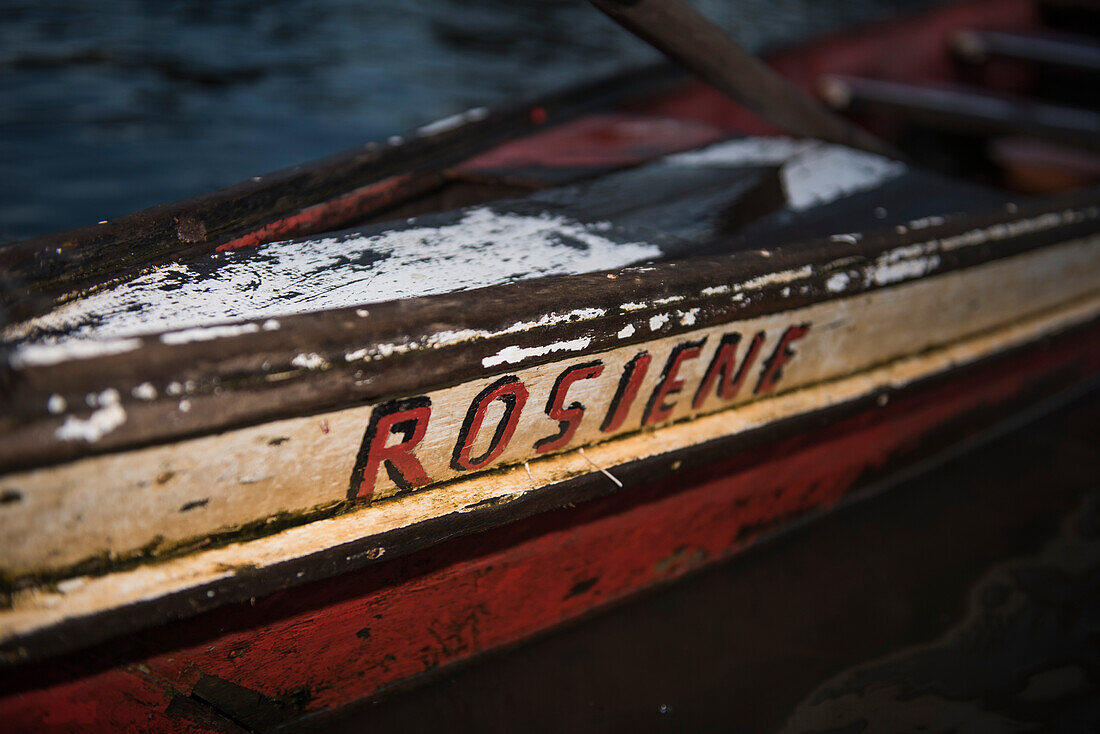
[[215, 173, 434, 253]]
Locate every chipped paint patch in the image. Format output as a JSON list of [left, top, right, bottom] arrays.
[[482, 338, 592, 368], [742, 265, 815, 291], [826, 273, 851, 293], [7, 338, 141, 368], [781, 145, 905, 211], [417, 107, 489, 137], [355, 307, 610, 363], [678, 309, 700, 326], [5, 208, 659, 363], [909, 215, 947, 230], [160, 323, 261, 345], [291, 353, 329, 371], [667, 136, 817, 166], [649, 313, 671, 331], [46, 395, 67, 414], [668, 137, 905, 212], [55, 390, 126, 443], [617, 324, 636, 339], [869, 256, 941, 286], [131, 383, 157, 401]]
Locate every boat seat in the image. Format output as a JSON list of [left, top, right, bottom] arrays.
[[952, 28, 1100, 74], [820, 75, 1100, 149]]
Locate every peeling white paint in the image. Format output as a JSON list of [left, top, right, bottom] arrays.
[[741, 265, 814, 291], [909, 215, 947, 230], [701, 285, 730, 296], [667, 136, 817, 166], [649, 313, 671, 331], [160, 323, 260, 345], [668, 137, 906, 212], [869, 255, 941, 286], [47, 394, 66, 414], [131, 383, 157, 401], [7, 338, 141, 369], [417, 107, 489, 137], [617, 324, 636, 339], [291, 353, 328, 371], [620, 302, 648, 312], [678, 309, 700, 326], [482, 338, 591, 368], [826, 273, 851, 293], [357, 307, 610, 363], [783, 146, 905, 211], [5, 208, 658, 364], [55, 389, 126, 443]]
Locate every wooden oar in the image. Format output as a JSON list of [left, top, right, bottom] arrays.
[[587, 0, 898, 157]]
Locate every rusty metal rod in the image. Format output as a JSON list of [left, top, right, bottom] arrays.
[[586, 0, 898, 157]]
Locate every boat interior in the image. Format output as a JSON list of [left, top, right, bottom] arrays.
[[2, 0, 1099, 356]]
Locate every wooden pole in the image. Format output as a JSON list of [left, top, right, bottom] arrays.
[[586, 0, 898, 157]]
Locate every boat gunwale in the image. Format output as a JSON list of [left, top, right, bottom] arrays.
[[2, 187, 1099, 475]]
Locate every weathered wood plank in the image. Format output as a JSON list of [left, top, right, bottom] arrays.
[[2, 230, 1098, 579], [2, 183, 1097, 477], [2, 139, 898, 351]]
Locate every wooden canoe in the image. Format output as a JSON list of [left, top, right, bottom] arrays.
[[2, 0, 1099, 729]]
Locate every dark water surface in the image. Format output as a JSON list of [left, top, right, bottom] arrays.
[[0, 0, 932, 242]]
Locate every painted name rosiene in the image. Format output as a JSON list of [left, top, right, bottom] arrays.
[[349, 323, 810, 500]]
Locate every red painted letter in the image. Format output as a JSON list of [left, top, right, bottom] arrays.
[[452, 376, 529, 471], [691, 331, 766, 409], [349, 396, 432, 501], [755, 323, 811, 395], [535, 361, 605, 454], [601, 352, 652, 433], [644, 339, 706, 425]]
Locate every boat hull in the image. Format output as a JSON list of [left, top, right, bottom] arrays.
[[2, 312, 1098, 732]]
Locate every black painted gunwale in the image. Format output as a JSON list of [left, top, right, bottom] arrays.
[[1, 187, 1097, 474]]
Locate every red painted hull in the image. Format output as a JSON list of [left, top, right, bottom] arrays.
[[3, 318, 1097, 732]]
